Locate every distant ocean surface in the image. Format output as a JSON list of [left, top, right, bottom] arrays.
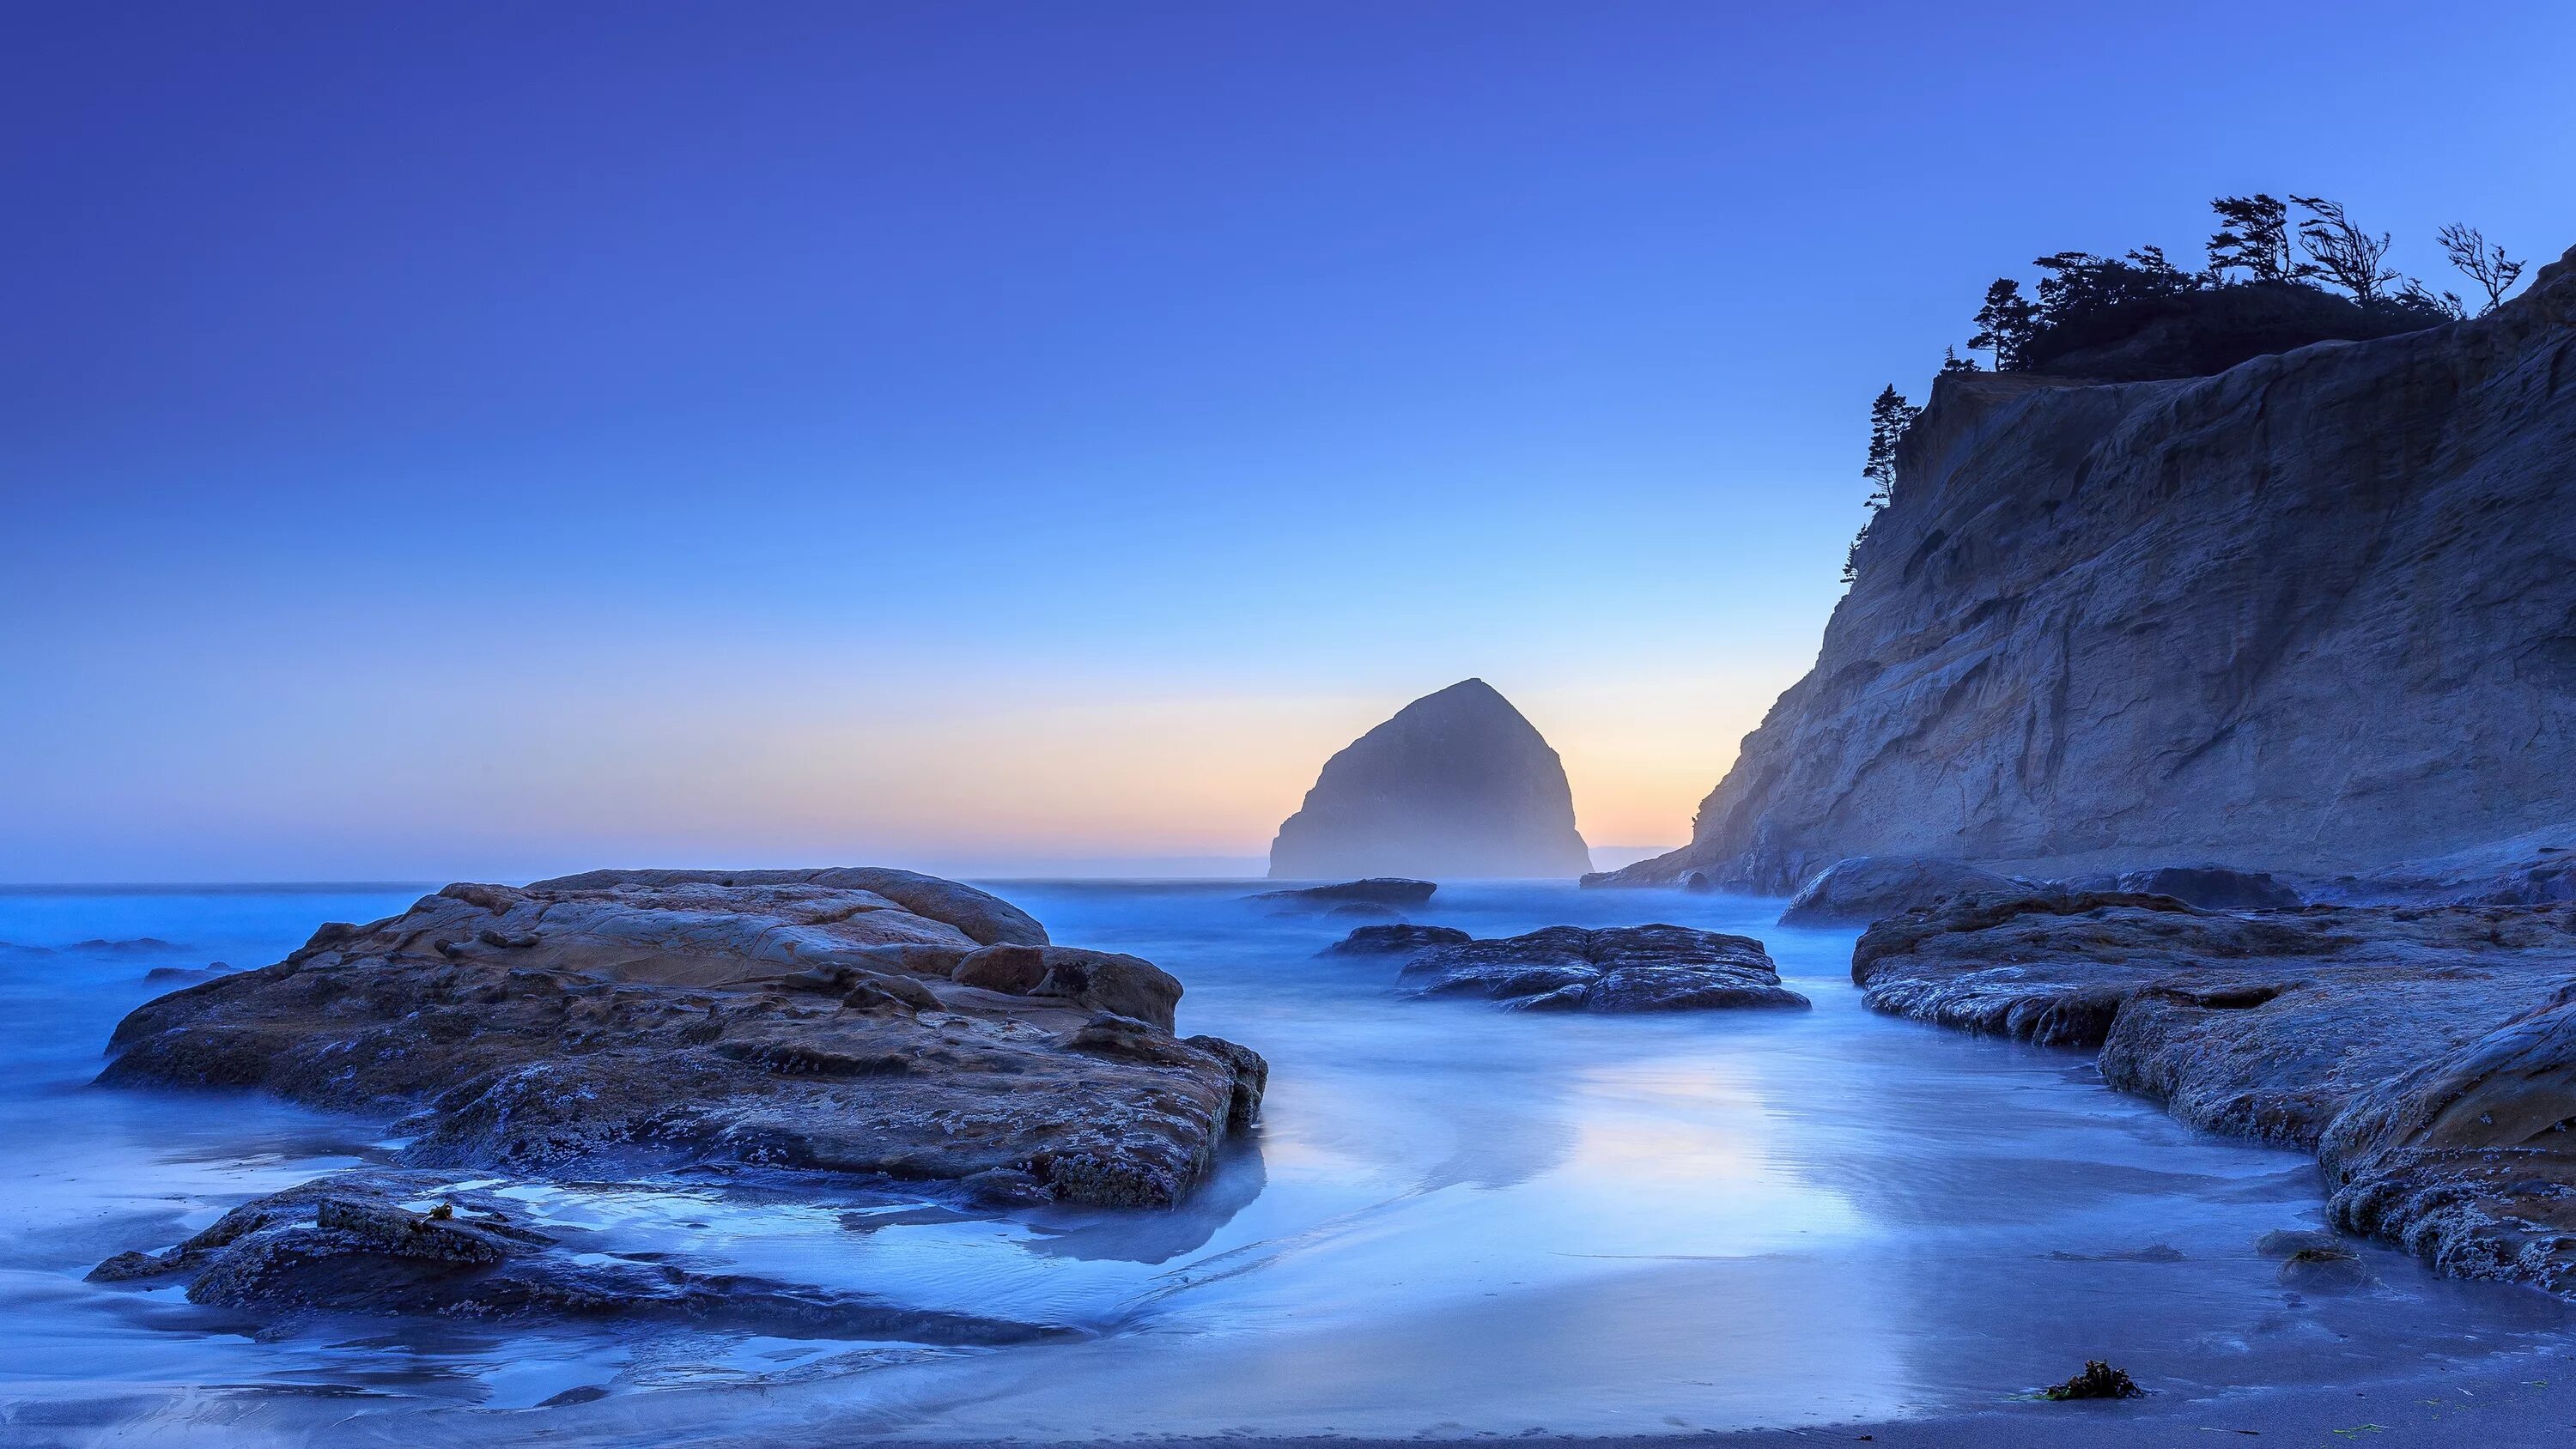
[[3, 881, 2570, 1446]]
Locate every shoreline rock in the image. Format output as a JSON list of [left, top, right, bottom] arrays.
[[1851, 891, 2576, 1292], [98, 869, 1265, 1210]]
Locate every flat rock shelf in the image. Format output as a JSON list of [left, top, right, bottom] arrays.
[[1854, 890, 2576, 1292]]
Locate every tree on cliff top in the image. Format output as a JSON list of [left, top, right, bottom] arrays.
[[1970, 280, 2038, 371], [2398, 277, 2467, 321], [2291, 196, 2398, 302], [2031, 247, 2199, 322], [1959, 193, 2492, 381], [2440, 224, 2526, 315], [2207, 194, 2308, 284]]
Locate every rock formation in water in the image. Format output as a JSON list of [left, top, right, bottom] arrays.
[[1852, 892, 2576, 1293], [1254, 878, 1438, 907], [1270, 680, 1593, 881], [1361, 923, 1808, 1013], [1600, 245, 2576, 892], [98, 869, 1266, 1210], [86, 1169, 1077, 1342]]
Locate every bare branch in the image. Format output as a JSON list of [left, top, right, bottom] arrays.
[[2438, 223, 2525, 315], [2289, 196, 2397, 303]]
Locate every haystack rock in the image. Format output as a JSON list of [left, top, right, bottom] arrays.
[[1269, 680, 1593, 881]]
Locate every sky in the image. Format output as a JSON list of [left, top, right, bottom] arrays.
[[5, 2, 2573, 882]]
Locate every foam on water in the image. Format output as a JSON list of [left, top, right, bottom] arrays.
[[3, 881, 2571, 1445]]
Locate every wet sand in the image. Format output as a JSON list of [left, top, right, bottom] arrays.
[[848, 1355, 2576, 1449]]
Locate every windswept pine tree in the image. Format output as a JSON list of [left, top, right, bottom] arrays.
[[2206, 194, 2306, 282], [2291, 196, 2398, 302], [2440, 224, 2527, 315]]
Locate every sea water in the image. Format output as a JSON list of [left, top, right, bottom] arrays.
[[3, 881, 2570, 1446]]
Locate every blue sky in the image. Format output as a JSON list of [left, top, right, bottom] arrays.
[[6, 2, 2573, 881]]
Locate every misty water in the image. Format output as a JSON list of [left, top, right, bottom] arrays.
[[5, 882, 2573, 1446]]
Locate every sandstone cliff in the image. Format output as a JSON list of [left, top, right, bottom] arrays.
[[1607, 244, 2576, 891], [1270, 679, 1593, 880]]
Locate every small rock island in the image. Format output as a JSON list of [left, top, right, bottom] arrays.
[[102, 868, 1263, 1206], [1333, 922, 1809, 1013], [1269, 679, 1594, 881]]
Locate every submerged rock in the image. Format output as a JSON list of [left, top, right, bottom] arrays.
[[85, 1170, 1076, 1341], [1326, 901, 1406, 923], [2276, 1245, 2372, 1292], [98, 870, 1264, 1210], [1255, 878, 1437, 908], [1852, 891, 2576, 1293], [1777, 855, 2020, 926], [1268, 680, 1593, 881], [142, 962, 235, 985], [2253, 1228, 2346, 1258], [1395, 925, 1809, 1013]]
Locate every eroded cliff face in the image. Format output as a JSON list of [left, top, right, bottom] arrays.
[[1611, 245, 2576, 891]]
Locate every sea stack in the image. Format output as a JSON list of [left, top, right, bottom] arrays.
[[1269, 679, 1593, 880]]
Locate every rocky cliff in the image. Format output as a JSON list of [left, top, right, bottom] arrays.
[[1606, 244, 2576, 891], [1270, 679, 1594, 880]]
